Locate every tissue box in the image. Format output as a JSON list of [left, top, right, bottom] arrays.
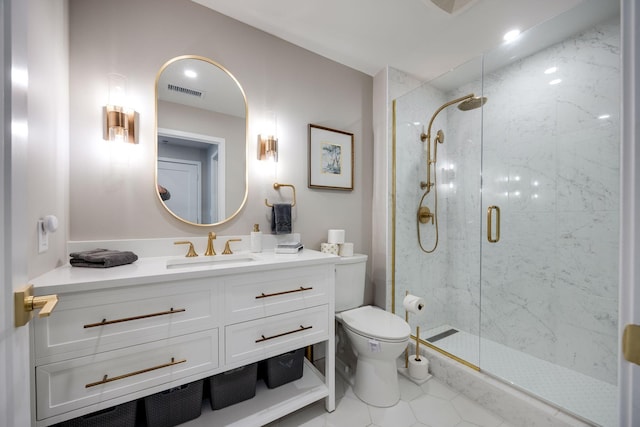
[[56, 400, 137, 427], [209, 363, 258, 410], [263, 348, 305, 389], [145, 380, 203, 427]]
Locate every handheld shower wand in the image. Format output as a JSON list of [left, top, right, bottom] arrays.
[[417, 93, 487, 253]]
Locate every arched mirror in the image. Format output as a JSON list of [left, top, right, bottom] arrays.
[[155, 55, 248, 226]]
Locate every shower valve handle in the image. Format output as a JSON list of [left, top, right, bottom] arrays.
[[418, 207, 434, 224]]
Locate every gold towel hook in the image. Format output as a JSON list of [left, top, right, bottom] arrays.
[[265, 182, 296, 207]]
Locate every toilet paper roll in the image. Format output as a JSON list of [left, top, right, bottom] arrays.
[[327, 229, 346, 244], [408, 357, 429, 380], [320, 242, 339, 255], [339, 242, 354, 257], [403, 294, 425, 315]]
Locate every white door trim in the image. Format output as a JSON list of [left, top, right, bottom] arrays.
[[619, 0, 640, 425], [1, 0, 32, 426]]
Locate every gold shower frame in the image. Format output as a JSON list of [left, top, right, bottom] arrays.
[[391, 99, 479, 372]]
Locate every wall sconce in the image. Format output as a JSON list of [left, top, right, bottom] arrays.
[[103, 73, 137, 144], [258, 111, 278, 161]]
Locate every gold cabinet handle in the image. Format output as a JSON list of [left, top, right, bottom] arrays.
[[255, 325, 312, 343], [487, 205, 501, 243], [85, 357, 186, 388], [255, 286, 313, 299], [14, 285, 58, 327], [83, 307, 186, 328]]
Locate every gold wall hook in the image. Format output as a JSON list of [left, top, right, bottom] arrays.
[[15, 284, 59, 327], [265, 182, 296, 207]]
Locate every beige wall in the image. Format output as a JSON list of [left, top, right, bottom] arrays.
[[67, 0, 374, 293], [28, 0, 69, 277]]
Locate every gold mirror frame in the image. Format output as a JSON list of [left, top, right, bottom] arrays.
[[154, 55, 249, 227]]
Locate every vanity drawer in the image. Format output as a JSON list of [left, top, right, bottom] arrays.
[[36, 329, 218, 421], [225, 265, 331, 323], [34, 279, 219, 363], [225, 304, 328, 365]]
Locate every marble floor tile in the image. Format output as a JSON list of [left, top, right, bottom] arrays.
[[271, 372, 508, 427]]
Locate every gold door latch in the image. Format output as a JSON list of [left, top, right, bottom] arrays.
[[623, 324, 640, 365], [14, 284, 58, 327]]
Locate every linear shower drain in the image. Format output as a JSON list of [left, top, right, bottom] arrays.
[[426, 328, 459, 343]]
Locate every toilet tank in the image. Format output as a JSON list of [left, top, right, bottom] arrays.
[[334, 254, 368, 312]]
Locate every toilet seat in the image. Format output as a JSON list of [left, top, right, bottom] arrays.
[[340, 306, 410, 343]]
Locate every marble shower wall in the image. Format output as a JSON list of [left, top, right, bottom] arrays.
[[393, 17, 619, 385], [394, 80, 453, 335], [477, 17, 619, 386]]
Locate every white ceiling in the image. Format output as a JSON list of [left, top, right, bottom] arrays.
[[158, 57, 246, 118], [190, 0, 618, 82]]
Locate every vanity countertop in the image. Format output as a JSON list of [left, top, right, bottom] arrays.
[[31, 249, 338, 295]]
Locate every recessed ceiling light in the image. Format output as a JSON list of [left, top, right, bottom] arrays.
[[544, 66, 557, 74], [184, 69, 197, 78], [503, 29, 521, 43], [549, 78, 562, 85], [598, 114, 611, 119]]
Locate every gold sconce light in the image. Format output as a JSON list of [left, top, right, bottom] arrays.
[[258, 111, 278, 161], [103, 73, 137, 144]]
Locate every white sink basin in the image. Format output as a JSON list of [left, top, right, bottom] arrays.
[[166, 254, 255, 269]]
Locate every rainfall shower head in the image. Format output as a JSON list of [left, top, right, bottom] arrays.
[[421, 94, 487, 142], [457, 96, 487, 111]]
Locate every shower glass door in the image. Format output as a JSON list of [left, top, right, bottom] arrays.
[[393, 55, 484, 368], [478, 11, 620, 426], [392, 4, 620, 426]]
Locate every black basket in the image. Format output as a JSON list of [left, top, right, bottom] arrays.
[[55, 400, 137, 427], [209, 363, 257, 410], [144, 380, 204, 427], [263, 348, 304, 389]]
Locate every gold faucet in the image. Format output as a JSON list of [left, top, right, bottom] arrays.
[[205, 232, 217, 256], [222, 238, 241, 255], [174, 241, 198, 257]]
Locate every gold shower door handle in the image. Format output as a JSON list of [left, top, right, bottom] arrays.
[[487, 205, 500, 243]]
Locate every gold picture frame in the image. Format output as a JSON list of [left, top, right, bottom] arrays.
[[308, 124, 354, 190]]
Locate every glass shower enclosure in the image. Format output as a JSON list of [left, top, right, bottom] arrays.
[[392, 5, 620, 426]]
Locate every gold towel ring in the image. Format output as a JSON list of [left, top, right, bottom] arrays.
[[265, 182, 296, 207]]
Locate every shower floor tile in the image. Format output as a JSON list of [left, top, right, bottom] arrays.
[[424, 325, 617, 427]]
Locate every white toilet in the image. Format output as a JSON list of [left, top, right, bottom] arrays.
[[334, 254, 411, 407]]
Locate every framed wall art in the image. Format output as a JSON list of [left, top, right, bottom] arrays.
[[308, 124, 354, 190]]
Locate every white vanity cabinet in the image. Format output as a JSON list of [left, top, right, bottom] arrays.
[[30, 251, 336, 427]]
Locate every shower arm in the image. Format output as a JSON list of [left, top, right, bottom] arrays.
[[420, 93, 475, 191]]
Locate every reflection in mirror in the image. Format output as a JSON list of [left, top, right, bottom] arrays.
[[155, 55, 247, 226]]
